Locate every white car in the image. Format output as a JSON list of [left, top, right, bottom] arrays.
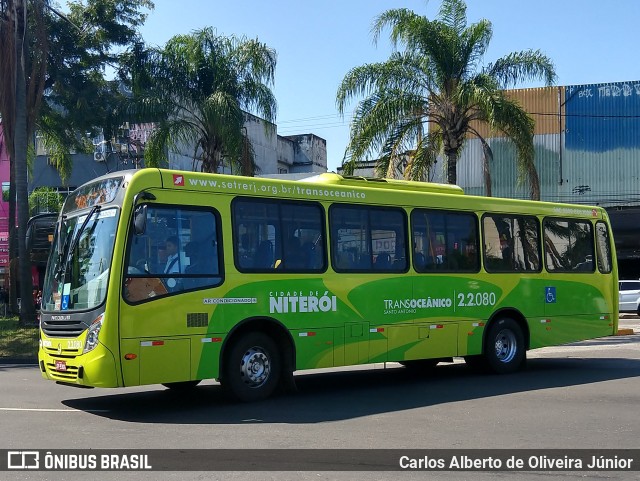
[[619, 280, 640, 315]]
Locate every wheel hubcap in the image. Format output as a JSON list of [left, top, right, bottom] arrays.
[[494, 329, 517, 363], [239, 346, 270, 388]]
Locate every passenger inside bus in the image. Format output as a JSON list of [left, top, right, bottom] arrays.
[[253, 240, 274, 269], [374, 252, 391, 270], [283, 234, 306, 269], [163, 236, 182, 274], [184, 241, 215, 288]]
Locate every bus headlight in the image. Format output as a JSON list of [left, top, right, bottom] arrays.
[[83, 314, 104, 354]]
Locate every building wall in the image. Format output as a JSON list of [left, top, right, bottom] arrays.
[[244, 113, 278, 175], [562, 81, 640, 207], [454, 80, 640, 207], [287, 134, 327, 174], [335, 81, 640, 275], [134, 113, 326, 177], [28, 112, 327, 191]]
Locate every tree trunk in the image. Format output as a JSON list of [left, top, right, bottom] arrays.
[[15, 2, 36, 325], [8, 159, 18, 314], [446, 149, 458, 185], [527, 162, 541, 201]]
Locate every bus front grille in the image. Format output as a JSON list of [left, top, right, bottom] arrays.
[[43, 345, 81, 356], [41, 319, 87, 338], [45, 361, 80, 382]]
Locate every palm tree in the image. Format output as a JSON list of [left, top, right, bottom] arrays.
[[336, 0, 556, 200], [125, 28, 277, 175]]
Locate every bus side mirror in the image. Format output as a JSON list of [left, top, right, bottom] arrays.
[[133, 205, 147, 235]]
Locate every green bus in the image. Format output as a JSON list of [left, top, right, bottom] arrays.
[[38, 169, 618, 401]]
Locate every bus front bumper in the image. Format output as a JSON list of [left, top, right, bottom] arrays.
[[38, 341, 119, 388]]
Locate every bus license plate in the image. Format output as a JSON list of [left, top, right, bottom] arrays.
[[55, 360, 67, 372]]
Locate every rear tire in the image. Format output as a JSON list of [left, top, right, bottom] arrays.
[[484, 318, 526, 374], [222, 332, 281, 402]]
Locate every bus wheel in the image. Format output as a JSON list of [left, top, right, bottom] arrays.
[[484, 318, 525, 374], [222, 332, 281, 402], [162, 380, 201, 390]]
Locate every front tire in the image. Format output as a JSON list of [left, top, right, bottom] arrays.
[[222, 332, 281, 402], [484, 318, 525, 374]]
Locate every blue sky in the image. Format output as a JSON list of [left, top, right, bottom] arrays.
[[139, 0, 640, 172]]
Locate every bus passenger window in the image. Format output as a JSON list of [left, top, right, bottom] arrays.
[[595, 222, 612, 274], [411, 209, 479, 273], [232, 198, 326, 273], [543, 218, 594, 273], [123, 205, 223, 302], [330, 204, 407, 273], [483, 214, 540, 273]]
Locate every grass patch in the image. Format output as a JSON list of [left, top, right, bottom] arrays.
[[0, 317, 39, 360]]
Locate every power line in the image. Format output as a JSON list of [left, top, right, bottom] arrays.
[[275, 109, 640, 136], [530, 111, 640, 118], [278, 122, 350, 134], [277, 113, 352, 124]]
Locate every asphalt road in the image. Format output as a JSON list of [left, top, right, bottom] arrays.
[[1, 320, 639, 481]]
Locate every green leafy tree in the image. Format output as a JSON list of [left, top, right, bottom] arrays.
[[123, 27, 277, 175], [336, 0, 556, 200], [39, 0, 154, 183], [0, 0, 152, 322], [29, 187, 63, 215], [1, 0, 48, 321]]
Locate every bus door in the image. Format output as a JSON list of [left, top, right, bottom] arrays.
[[119, 192, 224, 386], [541, 218, 615, 343]]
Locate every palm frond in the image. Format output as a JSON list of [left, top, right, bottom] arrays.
[[486, 49, 556, 88], [126, 27, 276, 174], [371, 8, 421, 47], [337, 0, 555, 198], [439, 0, 468, 35], [406, 131, 442, 181]]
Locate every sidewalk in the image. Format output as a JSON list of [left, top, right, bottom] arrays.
[[618, 313, 639, 335]]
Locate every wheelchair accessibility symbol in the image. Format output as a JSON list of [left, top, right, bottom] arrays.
[[545, 287, 556, 303]]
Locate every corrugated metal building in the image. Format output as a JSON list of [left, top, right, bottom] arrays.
[[452, 80, 640, 278], [445, 81, 640, 207], [340, 80, 640, 277]]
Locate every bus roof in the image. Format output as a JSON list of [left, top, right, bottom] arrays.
[[301, 173, 465, 195], [80, 168, 607, 221]]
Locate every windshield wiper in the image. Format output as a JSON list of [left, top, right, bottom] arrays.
[[57, 206, 102, 285], [54, 216, 69, 280]]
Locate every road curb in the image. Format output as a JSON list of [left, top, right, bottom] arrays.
[[616, 328, 635, 336]]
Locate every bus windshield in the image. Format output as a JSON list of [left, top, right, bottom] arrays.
[[42, 208, 119, 312]]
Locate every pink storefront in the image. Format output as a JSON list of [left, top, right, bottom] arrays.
[[0, 126, 11, 288]]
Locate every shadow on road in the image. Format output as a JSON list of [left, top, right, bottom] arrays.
[[61, 349, 640, 424]]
